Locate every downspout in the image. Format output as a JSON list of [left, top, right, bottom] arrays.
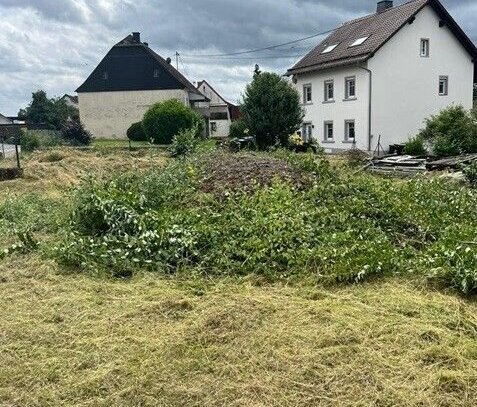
[[358, 64, 373, 152]]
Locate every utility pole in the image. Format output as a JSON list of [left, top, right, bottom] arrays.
[[175, 52, 179, 71]]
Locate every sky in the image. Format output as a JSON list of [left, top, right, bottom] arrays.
[[0, 0, 476, 115]]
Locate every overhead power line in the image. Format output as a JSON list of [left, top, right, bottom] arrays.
[[180, 26, 336, 58]]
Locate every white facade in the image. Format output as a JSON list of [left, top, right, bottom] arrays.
[[369, 5, 474, 150], [79, 89, 187, 139], [293, 4, 474, 152], [295, 66, 370, 152], [197, 81, 232, 138], [0, 114, 12, 125]]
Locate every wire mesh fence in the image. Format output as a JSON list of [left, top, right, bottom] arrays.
[[0, 124, 22, 180]]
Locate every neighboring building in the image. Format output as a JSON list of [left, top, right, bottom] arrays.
[[0, 114, 13, 125], [61, 94, 79, 109], [287, 0, 477, 153], [196, 80, 240, 138], [76, 32, 208, 139]]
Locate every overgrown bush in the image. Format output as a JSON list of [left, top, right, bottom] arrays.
[[229, 119, 249, 138], [142, 99, 204, 145], [463, 162, 477, 186], [61, 119, 92, 146], [52, 150, 477, 294], [419, 105, 477, 157], [169, 126, 199, 158], [127, 122, 148, 142], [20, 131, 40, 152], [403, 135, 427, 156]]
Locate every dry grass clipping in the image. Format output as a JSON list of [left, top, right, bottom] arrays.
[[0, 254, 476, 407]]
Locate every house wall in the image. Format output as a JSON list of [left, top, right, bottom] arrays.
[[78, 89, 187, 139], [368, 5, 474, 151], [209, 105, 231, 138], [293, 66, 370, 152], [0, 116, 12, 125]]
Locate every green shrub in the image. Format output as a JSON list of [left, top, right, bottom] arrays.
[[127, 122, 148, 142], [142, 99, 203, 145], [241, 72, 304, 150], [61, 120, 92, 146], [20, 130, 40, 152], [419, 105, 477, 157], [169, 126, 199, 158], [463, 162, 477, 186], [229, 119, 249, 138], [403, 135, 427, 156]]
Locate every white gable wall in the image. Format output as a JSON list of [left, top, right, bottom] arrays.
[[368, 5, 474, 151], [293, 66, 370, 151], [79, 89, 188, 139]]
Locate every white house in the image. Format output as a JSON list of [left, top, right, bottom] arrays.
[[76, 33, 208, 139], [61, 94, 79, 109], [287, 0, 477, 153], [196, 80, 240, 138], [0, 114, 12, 125]]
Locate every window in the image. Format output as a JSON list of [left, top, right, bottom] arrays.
[[210, 122, 217, 133], [322, 44, 339, 54], [345, 120, 356, 142], [350, 36, 369, 47], [102, 71, 108, 80], [302, 122, 313, 143], [439, 76, 448, 95], [154, 69, 160, 78], [420, 39, 430, 57], [303, 84, 312, 104], [345, 77, 356, 99], [324, 80, 334, 102], [324, 121, 334, 141]]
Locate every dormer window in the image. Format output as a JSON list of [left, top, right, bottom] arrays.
[[420, 39, 430, 57], [102, 71, 108, 80], [322, 44, 339, 54], [350, 36, 369, 47]]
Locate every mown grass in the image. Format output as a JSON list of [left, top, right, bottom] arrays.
[[1, 146, 477, 406], [0, 255, 476, 406]]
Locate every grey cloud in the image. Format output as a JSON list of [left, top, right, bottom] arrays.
[[0, 0, 475, 115]]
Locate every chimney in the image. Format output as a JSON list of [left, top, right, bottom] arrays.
[[377, 1, 393, 13], [132, 32, 140, 43]]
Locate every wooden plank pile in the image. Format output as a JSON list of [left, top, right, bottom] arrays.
[[369, 155, 428, 176]]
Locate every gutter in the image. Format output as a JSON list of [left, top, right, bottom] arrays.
[[358, 64, 373, 152]]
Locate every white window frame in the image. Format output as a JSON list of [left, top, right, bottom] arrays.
[[345, 77, 356, 100], [324, 80, 334, 102], [350, 36, 369, 47], [420, 38, 430, 57], [322, 44, 339, 54], [324, 121, 334, 142], [103, 71, 108, 80], [439, 76, 448, 96], [302, 122, 313, 143], [345, 120, 356, 142], [303, 84, 312, 104]]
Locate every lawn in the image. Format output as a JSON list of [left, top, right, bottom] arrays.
[[0, 147, 476, 406], [92, 138, 167, 150]]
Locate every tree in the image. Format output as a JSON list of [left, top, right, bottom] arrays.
[[241, 72, 304, 150], [19, 90, 78, 130], [142, 99, 204, 145]]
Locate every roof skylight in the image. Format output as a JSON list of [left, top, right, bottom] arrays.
[[322, 44, 339, 54], [350, 36, 369, 47]]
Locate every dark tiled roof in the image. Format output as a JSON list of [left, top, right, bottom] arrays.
[[77, 34, 203, 95], [288, 0, 477, 75]]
